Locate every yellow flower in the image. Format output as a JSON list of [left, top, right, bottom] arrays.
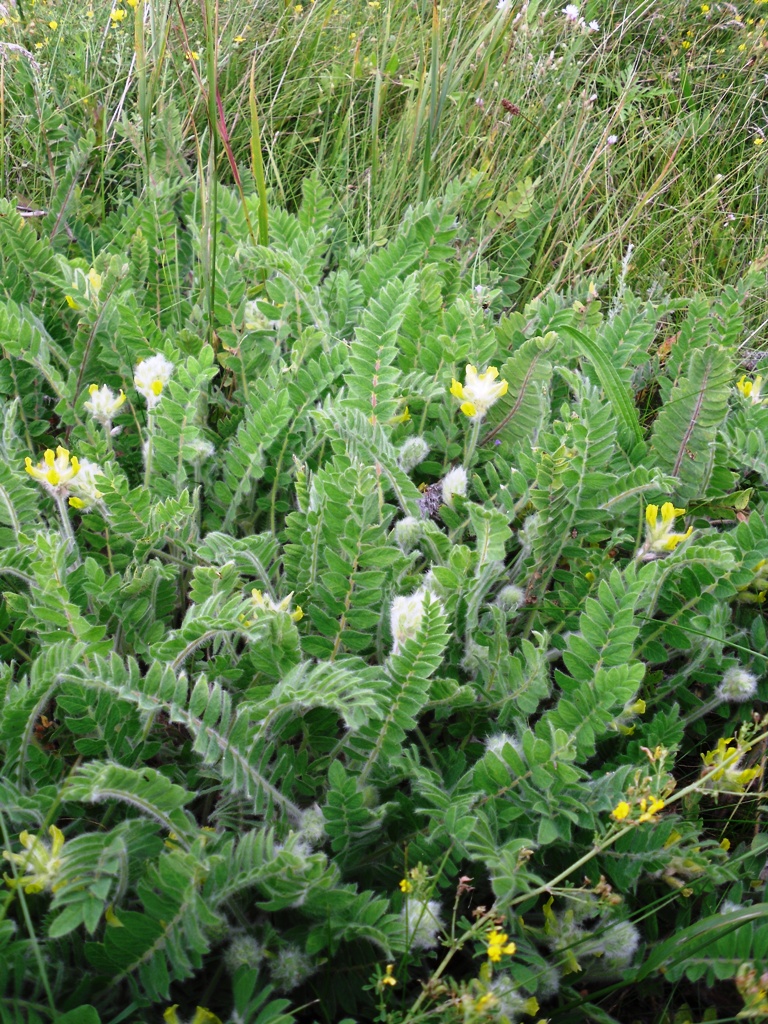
[[720, 837, 731, 851], [48, 19, 57, 28], [738, 374, 766, 404], [612, 800, 631, 821], [643, 502, 692, 555], [638, 797, 665, 823], [701, 737, 760, 792], [450, 364, 509, 421], [486, 928, 516, 962], [126, 0, 138, 7], [163, 1008, 222, 1024], [250, 589, 303, 622], [381, 964, 397, 987], [681, 39, 691, 49], [3, 825, 66, 894], [185, 49, 199, 60], [399, 878, 413, 893], [756, 138, 765, 146], [25, 446, 80, 495], [234, 34, 245, 42], [110, 8, 126, 21], [701, 3, 709, 10]]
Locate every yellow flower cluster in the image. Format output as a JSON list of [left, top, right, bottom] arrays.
[[611, 795, 665, 823], [701, 737, 760, 793], [486, 928, 516, 962], [3, 825, 66, 894], [643, 502, 692, 555]]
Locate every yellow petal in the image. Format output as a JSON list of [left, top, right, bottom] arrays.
[[460, 401, 477, 418], [151, 380, 163, 396], [449, 379, 464, 399], [88, 383, 98, 395], [645, 504, 658, 528]]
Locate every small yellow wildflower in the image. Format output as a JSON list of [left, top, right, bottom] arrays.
[[486, 928, 516, 962], [755, 138, 765, 146], [399, 878, 413, 893], [381, 964, 397, 987], [48, 19, 57, 28], [250, 589, 303, 622], [701, 737, 760, 792], [126, 0, 138, 7], [163, 1008, 222, 1024], [638, 797, 665, 823], [612, 800, 631, 821], [35, 41, 44, 49], [110, 8, 126, 22], [681, 39, 691, 49], [720, 837, 731, 851], [294, 3, 303, 10], [737, 374, 766, 402], [739, 42, 747, 50], [450, 365, 509, 421], [3, 825, 66, 894], [701, 3, 709, 10], [234, 34, 245, 42], [643, 502, 692, 555], [185, 49, 200, 60]]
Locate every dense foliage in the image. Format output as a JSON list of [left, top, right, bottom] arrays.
[[0, 173, 767, 1024], [3, 0, 768, 1022]]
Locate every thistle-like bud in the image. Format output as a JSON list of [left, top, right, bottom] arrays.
[[297, 804, 327, 848]]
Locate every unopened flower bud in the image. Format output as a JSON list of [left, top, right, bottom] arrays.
[[394, 516, 422, 552], [496, 585, 524, 613], [398, 436, 430, 473]]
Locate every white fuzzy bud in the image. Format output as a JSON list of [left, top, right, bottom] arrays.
[[394, 516, 422, 553], [496, 584, 524, 613], [398, 436, 430, 473], [716, 666, 758, 703], [441, 466, 468, 508], [297, 804, 327, 847], [224, 934, 264, 975], [401, 897, 443, 951], [271, 945, 316, 991]]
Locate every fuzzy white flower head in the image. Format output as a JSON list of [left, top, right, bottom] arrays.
[[24, 446, 80, 499], [297, 804, 327, 847], [563, 3, 580, 20], [401, 897, 444, 950], [68, 458, 104, 511], [271, 945, 316, 991], [392, 588, 445, 654], [716, 666, 758, 704], [450, 364, 508, 421], [496, 584, 524, 613], [224, 934, 264, 975], [84, 383, 126, 433], [390, 589, 438, 653], [442, 465, 468, 507], [496, 0, 512, 12], [133, 353, 174, 410], [587, 18, 599, 30]]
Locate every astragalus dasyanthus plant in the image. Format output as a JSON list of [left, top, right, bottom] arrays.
[[1, 176, 768, 1024]]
